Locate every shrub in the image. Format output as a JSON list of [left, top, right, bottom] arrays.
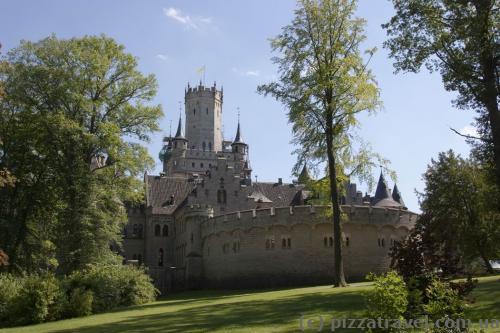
[[9, 273, 62, 326], [68, 263, 158, 313], [365, 271, 408, 332], [63, 287, 94, 318], [423, 279, 467, 333], [0, 274, 21, 326]]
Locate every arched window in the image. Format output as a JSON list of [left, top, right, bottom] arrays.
[[154, 224, 161, 236], [158, 248, 164, 267], [162, 225, 168, 237]]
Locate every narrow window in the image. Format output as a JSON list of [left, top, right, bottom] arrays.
[[137, 254, 142, 265], [208, 142, 212, 151], [287, 238, 291, 248], [192, 162, 195, 168], [324, 237, 328, 247], [193, 108, 196, 115], [133, 224, 138, 236], [154, 224, 161, 237], [202, 142, 206, 151], [138, 224, 143, 238], [345, 237, 350, 247], [282, 238, 287, 248], [162, 225, 168, 237], [329, 237, 333, 248], [158, 248, 164, 266]]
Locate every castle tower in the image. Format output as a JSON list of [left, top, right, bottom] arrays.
[[184, 82, 223, 152], [231, 121, 247, 161]]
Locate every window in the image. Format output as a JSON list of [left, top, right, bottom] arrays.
[[201, 163, 204, 168], [281, 237, 291, 249], [232, 240, 241, 253], [162, 225, 169, 237], [345, 237, 350, 247], [137, 254, 142, 265], [202, 142, 206, 151], [193, 108, 196, 115], [323, 236, 333, 248], [235, 146, 239, 153], [137, 224, 143, 238], [158, 248, 164, 266], [217, 189, 227, 204], [192, 162, 195, 168], [265, 236, 275, 250], [133, 224, 138, 236], [154, 224, 161, 237], [208, 142, 212, 151], [378, 238, 385, 247]]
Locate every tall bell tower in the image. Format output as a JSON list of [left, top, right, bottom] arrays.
[[184, 82, 223, 152]]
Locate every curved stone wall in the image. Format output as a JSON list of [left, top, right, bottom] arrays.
[[200, 205, 415, 288]]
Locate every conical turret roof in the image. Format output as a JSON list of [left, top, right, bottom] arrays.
[[232, 122, 245, 145], [174, 115, 185, 139], [392, 183, 405, 206], [374, 171, 390, 202], [298, 164, 312, 184]]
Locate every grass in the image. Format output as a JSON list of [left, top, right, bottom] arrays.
[[1, 276, 499, 333]]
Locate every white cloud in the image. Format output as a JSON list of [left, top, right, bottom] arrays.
[[156, 54, 168, 61], [232, 67, 261, 77], [163, 7, 212, 30], [460, 125, 478, 137]]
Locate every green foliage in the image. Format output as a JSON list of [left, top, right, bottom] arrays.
[[418, 150, 500, 273], [64, 288, 94, 318], [9, 273, 62, 326], [67, 264, 158, 313], [365, 271, 408, 332], [258, 0, 385, 287], [383, 0, 500, 191], [424, 279, 467, 333], [0, 274, 21, 324], [0, 35, 162, 274]]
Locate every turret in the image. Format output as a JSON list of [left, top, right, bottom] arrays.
[[373, 171, 403, 208], [231, 121, 247, 161], [298, 164, 312, 184], [172, 115, 187, 156]]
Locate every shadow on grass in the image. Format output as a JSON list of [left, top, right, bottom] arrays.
[[48, 290, 366, 333], [465, 279, 500, 321]]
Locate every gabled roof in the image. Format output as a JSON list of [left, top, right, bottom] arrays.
[[145, 175, 195, 214]]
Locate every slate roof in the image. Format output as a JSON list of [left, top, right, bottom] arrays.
[[145, 175, 195, 214], [392, 184, 405, 207], [232, 122, 245, 145], [373, 171, 391, 202], [246, 182, 307, 207]]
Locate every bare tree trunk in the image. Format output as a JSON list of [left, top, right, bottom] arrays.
[[326, 125, 347, 287]]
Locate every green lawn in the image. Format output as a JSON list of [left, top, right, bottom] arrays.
[[1, 276, 499, 333]]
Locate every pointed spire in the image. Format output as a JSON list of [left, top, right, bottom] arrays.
[[392, 183, 405, 206], [374, 171, 391, 202], [174, 114, 184, 138], [232, 109, 245, 145], [298, 164, 312, 184]]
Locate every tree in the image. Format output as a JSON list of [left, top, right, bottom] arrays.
[[382, 0, 500, 192], [258, 0, 382, 287], [0, 35, 162, 273], [417, 150, 500, 273]]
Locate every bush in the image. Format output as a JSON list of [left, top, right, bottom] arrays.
[[63, 287, 94, 318], [0, 274, 21, 326], [365, 271, 408, 332], [67, 263, 158, 313], [423, 279, 467, 333], [9, 273, 62, 326]]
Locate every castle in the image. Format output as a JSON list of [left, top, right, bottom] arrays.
[[123, 82, 417, 293]]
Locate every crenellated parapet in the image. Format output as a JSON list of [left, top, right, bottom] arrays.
[[201, 205, 416, 239]]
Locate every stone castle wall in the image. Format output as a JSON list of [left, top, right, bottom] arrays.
[[198, 205, 415, 288]]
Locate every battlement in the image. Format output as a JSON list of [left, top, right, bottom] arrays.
[[201, 205, 417, 238], [185, 83, 223, 100]]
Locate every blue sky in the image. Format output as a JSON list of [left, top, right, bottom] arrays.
[[0, 0, 476, 212]]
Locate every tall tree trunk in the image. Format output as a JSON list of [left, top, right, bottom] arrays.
[[326, 125, 347, 287], [476, 0, 500, 194]]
